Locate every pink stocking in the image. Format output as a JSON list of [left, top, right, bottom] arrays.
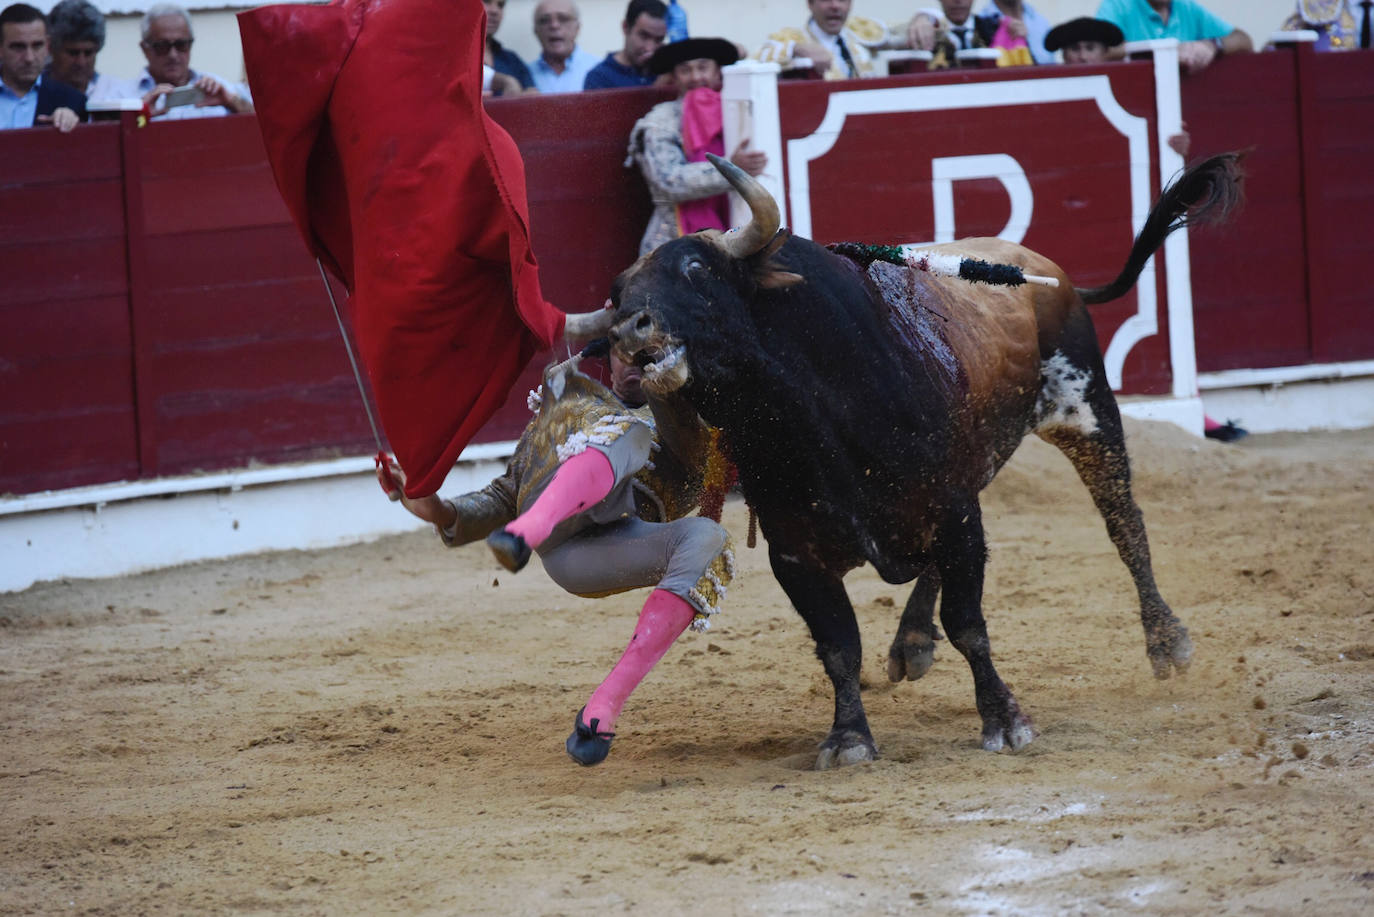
[[505, 448, 614, 549], [583, 589, 697, 731]]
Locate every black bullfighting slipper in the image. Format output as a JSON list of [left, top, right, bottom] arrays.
[[1204, 420, 1249, 443], [565, 707, 615, 766], [486, 529, 531, 573]]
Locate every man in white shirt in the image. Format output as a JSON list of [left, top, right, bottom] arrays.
[[527, 0, 598, 93], [907, 0, 981, 52], [134, 3, 252, 119], [754, 0, 892, 80]]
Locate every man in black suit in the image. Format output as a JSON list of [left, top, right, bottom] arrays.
[[1, 2, 85, 131]]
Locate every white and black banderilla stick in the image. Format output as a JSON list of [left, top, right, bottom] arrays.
[[829, 242, 1061, 288]]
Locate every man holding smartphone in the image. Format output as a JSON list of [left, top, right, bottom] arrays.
[[134, 2, 252, 119]]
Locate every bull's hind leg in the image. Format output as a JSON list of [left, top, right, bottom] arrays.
[[887, 568, 942, 682], [1035, 340, 1193, 679], [936, 499, 1035, 752], [768, 545, 876, 770]]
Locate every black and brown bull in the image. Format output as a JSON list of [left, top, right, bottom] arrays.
[[606, 152, 1244, 768]]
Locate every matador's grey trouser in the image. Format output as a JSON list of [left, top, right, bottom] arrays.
[[539, 515, 728, 614]]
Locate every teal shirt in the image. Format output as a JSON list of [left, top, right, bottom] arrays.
[[1095, 0, 1233, 42]]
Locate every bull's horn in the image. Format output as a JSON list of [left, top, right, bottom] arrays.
[[706, 152, 780, 258], [563, 308, 614, 341]]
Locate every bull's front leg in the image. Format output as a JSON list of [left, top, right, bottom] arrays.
[[768, 544, 875, 770], [935, 499, 1035, 752]]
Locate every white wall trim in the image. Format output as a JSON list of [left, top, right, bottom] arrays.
[[0, 440, 518, 517], [722, 60, 785, 231], [1198, 359, 1374, 389]]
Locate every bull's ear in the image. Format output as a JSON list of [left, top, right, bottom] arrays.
[[759, 228, 789, 260], [753, 229, 803, 289]]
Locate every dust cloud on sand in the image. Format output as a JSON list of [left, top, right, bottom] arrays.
[[3, 420, 1372, 915]]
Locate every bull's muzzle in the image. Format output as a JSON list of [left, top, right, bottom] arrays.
[[608, 309, 655, 353], [608, 310, 689, 394]]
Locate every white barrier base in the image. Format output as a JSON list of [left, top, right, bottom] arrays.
[[1, 457, 507, 595], [1118, 394, 1204, 436], [1199, 362, 1374, 434]]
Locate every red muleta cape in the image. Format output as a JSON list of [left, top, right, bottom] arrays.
[[238, 0, 567, 498]]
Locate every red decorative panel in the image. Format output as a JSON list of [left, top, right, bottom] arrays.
[[779, 63, 1171, 394], [1184, 50, 1311, 372], [1301, 50, 1374, 364]]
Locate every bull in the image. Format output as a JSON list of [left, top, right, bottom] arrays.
[[605, 152, 1243, 768]]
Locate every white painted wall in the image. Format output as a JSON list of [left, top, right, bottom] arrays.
[[82, 1, 1298, 92]]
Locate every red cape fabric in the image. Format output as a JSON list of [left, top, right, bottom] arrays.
[[238, 0, 566, 497]]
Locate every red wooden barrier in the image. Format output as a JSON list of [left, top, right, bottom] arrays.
[[2, 125, 138, 494], [2, 52, 1371, 498]]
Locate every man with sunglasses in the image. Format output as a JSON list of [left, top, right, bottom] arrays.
[[46, 0, 125, 102], [134, 2, 252, 119]]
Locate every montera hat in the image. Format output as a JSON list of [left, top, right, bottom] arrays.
[[1044, 17, 1125, 52], [648, 37, 740, 75]]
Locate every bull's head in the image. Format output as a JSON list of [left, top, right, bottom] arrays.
[[608, 154, 800, 398]]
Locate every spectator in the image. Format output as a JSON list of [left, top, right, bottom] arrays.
[[135, 3, 253, 118], [528, 0, 597, 93], [628, 37, 767, 255], [976, 2, 1052, 63], [584, 0, 667, 90], [46, 0, 124, 102], [1, 3, 82, 131], [911, 2, 1051, 64], [1043, 15, 1124, 62], [1278, 0, 1371, 50], [907, 1, 992, 68], [755, 0, 892, 79], [1095, 0, 1253, 74], [483, 0, 534, 95]]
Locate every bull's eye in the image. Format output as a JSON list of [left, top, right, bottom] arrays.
[[683, 257, 706, 278]]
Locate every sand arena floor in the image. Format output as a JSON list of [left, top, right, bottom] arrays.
[[2, 420, 1372, 915]]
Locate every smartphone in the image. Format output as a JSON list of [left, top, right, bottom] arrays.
[[164, 85, 204, 109]]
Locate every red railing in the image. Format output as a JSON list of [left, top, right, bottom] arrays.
[[2, 46, 1370, 497]]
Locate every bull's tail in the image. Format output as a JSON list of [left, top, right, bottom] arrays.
[[1076, 151, 1246, 305]]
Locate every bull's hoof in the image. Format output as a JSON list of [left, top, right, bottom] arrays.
[[981, 713, 1035, 752], [486, 529, 531, 573], [815, 732, 877, 770], [979, 694, 1036, 752], [565, 707, 614, 767], [886, 637, 937, 683], [1147, 621, 1194, 679]]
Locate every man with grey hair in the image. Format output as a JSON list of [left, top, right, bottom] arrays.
[[135, 2, 253, 118], [527, 0, 597, 93], [47, 0, 125, 100]]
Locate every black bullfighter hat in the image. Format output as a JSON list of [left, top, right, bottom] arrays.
[[648, 37, 740, 75], [1044, 17, 1125, 52]]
